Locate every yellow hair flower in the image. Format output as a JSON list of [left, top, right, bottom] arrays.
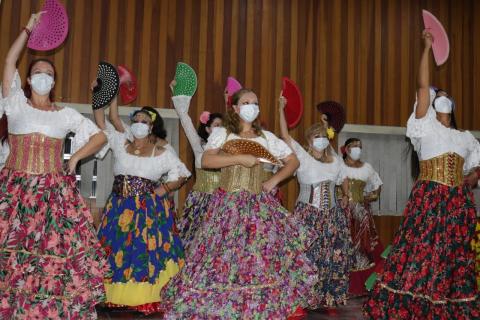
[[326, 127, 335, 140]]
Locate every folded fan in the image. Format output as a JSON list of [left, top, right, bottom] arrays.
[[222, 139, 282, 166]]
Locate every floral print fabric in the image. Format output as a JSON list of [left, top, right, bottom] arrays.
[[364, 181, 479, 319], [0, 168, 108, 320], [161, 189, 318, 319]]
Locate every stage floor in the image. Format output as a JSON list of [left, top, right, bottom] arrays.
[[97, 297, 365, 319]]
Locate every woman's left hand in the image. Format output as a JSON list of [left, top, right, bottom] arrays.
[[262, 178, 278, 193]]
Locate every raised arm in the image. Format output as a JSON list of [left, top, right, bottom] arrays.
[[108, 94, 125, 133], [416, 30, 433, 119], [278, 93, 293, 146], [91, 80, 110, 130], [3, 13, 43, 97]]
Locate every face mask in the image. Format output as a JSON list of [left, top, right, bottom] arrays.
[[349, 147, 362, 160], [238, 104, 259, 123], [434, 96, 453, 114], [130, 122, 150, 139], [30, 73, 54, 96], [312, 137, 330, 151]]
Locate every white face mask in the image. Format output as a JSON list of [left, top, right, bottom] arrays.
[[130, 122, 150, 139], [238, 104, 260, 123], [312, 137, 330, 151], [30, 73, 54, 96], [349, 147, 362, 160], [434, 96, 453, 114]]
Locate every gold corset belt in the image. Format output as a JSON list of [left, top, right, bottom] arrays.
[[347, 179, 366, 203], [418, 152, 464, 187], [192, 168, 221, 193], [219, 164, 273, 194], [5, 133, 64, 175]]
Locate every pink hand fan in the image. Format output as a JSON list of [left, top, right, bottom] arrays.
[[28, 0, 69, 51], [225, 76, 242, 96], [422, 9, 450, 66]]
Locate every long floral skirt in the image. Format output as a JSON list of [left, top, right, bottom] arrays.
[[0, 168, 109, 320], [363, 181, 480, 319], [177, 190, 212, 253], [98, 192, 185, 311], [294, 201, 352, 308], [347, 202, 384, 296], [161, 189, 319, 319]]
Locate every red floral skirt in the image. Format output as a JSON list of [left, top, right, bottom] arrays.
[[0, 169, 109, 320], [363, 180, 479, 319]]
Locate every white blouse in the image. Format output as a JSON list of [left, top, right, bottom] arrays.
[[205, 127, 292, 160], [0, 141, 9, 169], [0, 70, 100, 154], [406, 100, 480, 174], [289, 139, 343, 185], [338, 161, 383, 194], [101, 123, 190, 182], [172, 95, 205, 169]]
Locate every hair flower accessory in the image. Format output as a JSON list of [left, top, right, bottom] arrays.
[[199, 111, 211, 125], [326, 127, 335, 140]]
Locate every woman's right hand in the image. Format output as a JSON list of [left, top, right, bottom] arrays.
[[236, 154, 260, 168], [278, 91, 287, 110], [422, 29, 433, 50], [90, 79, 98, 91], [26, 11, 46, 32]]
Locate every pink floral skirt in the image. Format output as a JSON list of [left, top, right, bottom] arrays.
[[0, 168, 109, 320]]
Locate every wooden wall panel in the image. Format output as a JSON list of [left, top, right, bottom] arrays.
[[1, 0, 479, 241]]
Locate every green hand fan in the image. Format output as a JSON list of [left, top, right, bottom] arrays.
[[173, 62, 197, 96], [381, 245, 392, 259], [365, 272, 377, 291]]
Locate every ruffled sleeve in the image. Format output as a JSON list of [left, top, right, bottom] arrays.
[[163, 149, 191, 182], [263, 130, 292, 160], [1, 69, 25, 116], [205, 126, 227, 150], [365, 163, 383, 193], [336, 161, 348, 186], [289, 138, 311, 164], [463, 131, 480, 174], [96, 120, 127, 159], [65, 108, 102, 153], [406, 103, 437, 140]]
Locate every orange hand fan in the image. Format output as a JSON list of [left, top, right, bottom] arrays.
[[222, 139, 282, 166]]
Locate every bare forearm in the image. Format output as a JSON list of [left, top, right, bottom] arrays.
[[270, 155, 299, 186], [202, 153, 240, 169], [3, 31, 28, 97], [418, 47, 431, 89], [71, 132, 107, 161], [108, 99, 125, 133], [93, 109, 107, 130], [278, 108, 292, 144]]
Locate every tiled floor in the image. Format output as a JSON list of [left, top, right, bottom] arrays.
[[97, 297, 366, 319]]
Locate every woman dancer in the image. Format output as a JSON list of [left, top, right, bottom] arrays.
[[279, 96, 352, 313], [161, 88, 318, 319], [0, 13, 109, 319], [94, 95, 190, 314], [339, 138, 383, 296], [170, 80, 223, 251], [364, 30, 480, 319]]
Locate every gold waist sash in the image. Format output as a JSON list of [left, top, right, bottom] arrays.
[[5, 133, 64, 175], [418, 152, 464, 187], [219, 164, 273, 194], [192, 168, 221, 193]]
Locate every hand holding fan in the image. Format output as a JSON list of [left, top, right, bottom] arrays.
[[222, 139, 282, 166], [28, 0, 69, 51], [422, 9, 450, 66], [92, 62, 120, 110], [173, 62, 197, 96]]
